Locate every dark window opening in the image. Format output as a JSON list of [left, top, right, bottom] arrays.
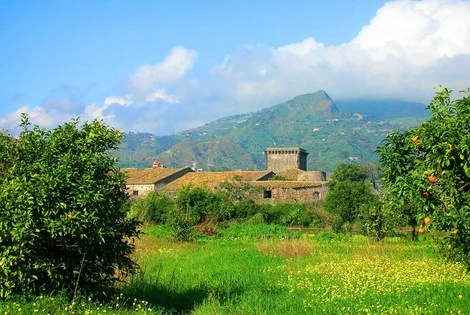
[[132, 190, 139, 196], [264, 190, 272, 199]]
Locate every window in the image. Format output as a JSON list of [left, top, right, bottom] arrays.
[[264, 190, 272, 199], [132, 190, 139, 196]]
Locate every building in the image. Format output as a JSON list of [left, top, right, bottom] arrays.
[[253, 180, 327, 201], [124, 147, 328, 202], [265, 147, 308, 172], [124, 167, 193, 197]]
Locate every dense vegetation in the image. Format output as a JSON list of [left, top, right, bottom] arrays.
[[0, 116, 140, 297], [128, 181, 328, 242]]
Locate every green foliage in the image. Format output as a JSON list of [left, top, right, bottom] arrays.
[[260, 202, 315, 227], [216, 175, 262, 204], [0, 115, 140, 297], [129, 191, 175, 224], [168, 185, 233, 241], [220, 224, 299, 240], [357, 196, 395, 241], [378, 87, 470, 269], [330, 163, 367, 182], [324, 163, 376, 233]]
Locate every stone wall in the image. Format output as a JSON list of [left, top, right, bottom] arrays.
[[265, 147, 308, 172], [260, 186, 327, 202], [126, 184, 155, 197]]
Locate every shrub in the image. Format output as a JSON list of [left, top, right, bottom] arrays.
[[259, 202, 314, 227], [169, 185, 234, 241], [0, 116, 140, 297], [357, 196, 395, 241], [129, 191, 175, 224], [233, 199, 262, 220]]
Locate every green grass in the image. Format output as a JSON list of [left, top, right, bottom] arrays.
[[1, 227, 469, 314]]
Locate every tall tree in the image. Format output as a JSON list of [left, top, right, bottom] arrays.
[[0, 115, 140, 297], [324, 163, 375, 233], [378, 87, 470, 269]]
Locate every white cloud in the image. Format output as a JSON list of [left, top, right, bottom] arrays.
[[144, 89, 180, 103], [2, 0, 470, 136], [104, 95, 133, 106], [207, 0, 470, 107], [128, 46, 197, 93]]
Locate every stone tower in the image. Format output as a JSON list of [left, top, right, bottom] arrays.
[[265, 147, 308, 172]]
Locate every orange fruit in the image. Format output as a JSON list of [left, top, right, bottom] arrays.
[[418, 227, 426, 234], [411, 135, 420, 142], [451, 229, 459, 235], [424, 216, 431, 225], [422, 191, 430, 199], [428, 175, 437, 184]]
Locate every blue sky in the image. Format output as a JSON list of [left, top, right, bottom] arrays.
[[1, 0, 470, 135]]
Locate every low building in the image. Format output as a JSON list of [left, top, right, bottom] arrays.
[[124, 167, 193, 197], [253, 180, 327, 202]]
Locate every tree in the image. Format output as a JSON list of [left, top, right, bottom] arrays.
[[324, 163, 375, 233], [0, 115, 140, 297], [378, 87, 470, 269]]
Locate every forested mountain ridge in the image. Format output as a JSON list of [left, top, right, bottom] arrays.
[[114, 90, 426, 173]]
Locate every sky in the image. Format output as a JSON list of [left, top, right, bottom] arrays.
[[1, 0, 470, 135]]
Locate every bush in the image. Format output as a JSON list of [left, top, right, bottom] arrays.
[[259, 202, 315, 227], [129, 191, 175, 224], [357, 197, 395, 241], [0, 116, 140, 297], [168, 185, 234, 241], [233, 199, 262, 220]]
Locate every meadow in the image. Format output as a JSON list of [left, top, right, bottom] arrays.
[[1, 224, 468, 314]]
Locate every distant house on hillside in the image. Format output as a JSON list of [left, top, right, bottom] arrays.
[[124, 167, 193, 197]]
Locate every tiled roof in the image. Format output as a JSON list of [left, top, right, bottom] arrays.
[[124, 167, 189, 185], [275, 168, 305, 180], [252, 181, 324, 189], [163, 170, 274, 191]]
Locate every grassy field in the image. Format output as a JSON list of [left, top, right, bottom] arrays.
[[1, 225, 469, 314]]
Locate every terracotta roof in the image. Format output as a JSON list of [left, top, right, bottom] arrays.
[[163, 170, 274, 191], [275, 168, 305, 180], [124, 167, 190, 185], [252, 180, 324, 189]]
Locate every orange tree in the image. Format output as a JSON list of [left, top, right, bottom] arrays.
[[377, 87, 469, 269], [0, 115, 140, 297]]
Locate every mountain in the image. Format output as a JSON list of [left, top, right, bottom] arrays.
[[335, 99, 427, 120], [114, 90, 427, 173]]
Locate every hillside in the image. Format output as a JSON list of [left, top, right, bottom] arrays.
[[114, 90, 427, 173]]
